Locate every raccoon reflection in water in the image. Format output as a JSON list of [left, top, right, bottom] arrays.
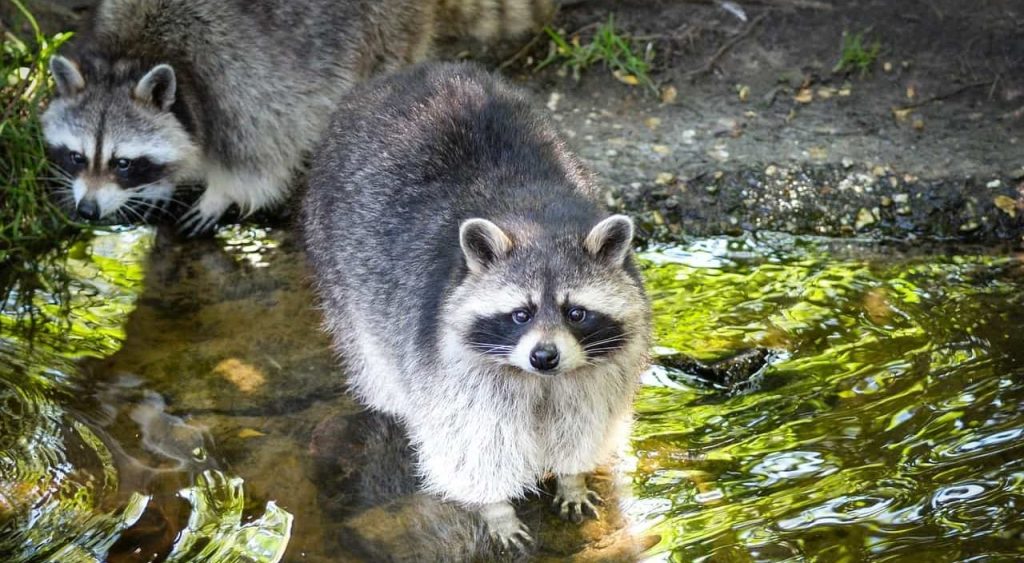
[[303, 62, 651, 552]]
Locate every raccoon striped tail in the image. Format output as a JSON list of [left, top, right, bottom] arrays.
[[437, 0, 555, 42]]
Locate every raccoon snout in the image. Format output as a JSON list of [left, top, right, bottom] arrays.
[[530, 344, 560, 372], [77, 198, 100, 221]]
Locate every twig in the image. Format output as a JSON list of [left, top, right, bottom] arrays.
[[897, 80, 995, 110], [498, 31, 543, 70], [683, 13, 767, 79]]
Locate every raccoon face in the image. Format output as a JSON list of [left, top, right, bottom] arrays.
[[451, 215, 645, 376], [41, 56, 199, 222]]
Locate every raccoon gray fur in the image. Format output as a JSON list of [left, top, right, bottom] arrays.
[[302, 62, 651, 549], [41, 0, 551, 233]]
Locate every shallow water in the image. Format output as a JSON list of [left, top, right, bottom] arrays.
[[1, 226, 1022, 561]]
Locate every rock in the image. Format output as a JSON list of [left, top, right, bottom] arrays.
[[855, 208, 876, 230]]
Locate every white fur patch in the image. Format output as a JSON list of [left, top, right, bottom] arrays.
[[114, 138, 184, 164], [42, 118, 93, 160], [204, 163, 289, 216], [568, 283, 639, 320], [508, 328, 584, 375], [71, 178, 87, 205], [551, 329, 585, 372], [453, 285, 531, 319], [510, 330, 541, 373], [94, 183, 130, 217]]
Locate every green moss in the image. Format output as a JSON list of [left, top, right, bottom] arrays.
[[537, 15, 656, 93], [1, 0, 80, 304], [833, 30, 881, 76]]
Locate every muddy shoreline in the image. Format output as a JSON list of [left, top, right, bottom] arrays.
[[11, 0, 1024, 245]]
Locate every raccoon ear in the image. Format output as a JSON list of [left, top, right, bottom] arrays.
[[460, 218, 512, 274], [584, 214, 635, 266], [50, 56, 85, 97], [133, 64, 176, 111]]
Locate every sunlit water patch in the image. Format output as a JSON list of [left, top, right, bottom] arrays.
[[633, 234, 1024, 561]]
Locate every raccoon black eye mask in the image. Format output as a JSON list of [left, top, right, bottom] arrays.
[[468, 305, 627, 363], [302, 62, 651, 552]]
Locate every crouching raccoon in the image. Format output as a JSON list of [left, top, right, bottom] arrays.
[[42, 0, 551, 233], [302, 62, 651, 550]]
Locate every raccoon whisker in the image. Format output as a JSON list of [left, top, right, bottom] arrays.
[[38, 175, 74, 183], [125, 179, 168, 193], [467, 343, 515, 354], [119, 204, 148, 224], [579, 330, 635, 345], [126, 198, 176, 221], [582, 335, 629, 348], [583, 346, 624, 354]]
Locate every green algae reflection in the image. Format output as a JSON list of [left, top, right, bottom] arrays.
[[633, 234, 1024, 560]]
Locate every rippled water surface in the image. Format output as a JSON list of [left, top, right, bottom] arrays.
[[1, 227, 1022, 561]]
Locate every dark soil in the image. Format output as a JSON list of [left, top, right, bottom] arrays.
[[502, 0, 1024, 243], [12, 0, 1024, 244]]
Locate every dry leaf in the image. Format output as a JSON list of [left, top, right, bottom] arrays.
[[892, 107, 913, 122], [660, 85, 678, 104], [644, 117, 661, 130], [794, 88, 813, 103], [994, 195, 1018, 217], [906, 85, 916, 99], [737, 84, 750, 102], [613, 70, 639, 86], [864, 288, 893, 324], [213, 358, 266, 393], [652, 144, 671, 155], [238, 428, 266, 438]]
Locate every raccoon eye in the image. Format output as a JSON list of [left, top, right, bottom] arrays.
[[567, 307, 587, 324], [69, 151, 86, 165], [114, 158, 133, 171], [511, 309, 532, 324]]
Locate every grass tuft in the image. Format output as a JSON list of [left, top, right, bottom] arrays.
[[2, 0, 79, 301], [537, 15, 656, 93], [833, 30, 881, 76]]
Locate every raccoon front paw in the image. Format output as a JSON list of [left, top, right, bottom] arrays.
[[480, 501, 534, 554], [178, 206, 221, 237], [553, 474, 603, 523], [178, 192, 230, 237]]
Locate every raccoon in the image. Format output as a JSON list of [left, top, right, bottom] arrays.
[[302, 62, 651, 550], [42, 0, 551, 233]]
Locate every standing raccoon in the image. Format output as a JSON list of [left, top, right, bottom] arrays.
[[42, 0, 550, 232], [303, 62, 651, 549]]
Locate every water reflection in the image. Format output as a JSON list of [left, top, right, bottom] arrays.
[[3, 227, 1024, 560]]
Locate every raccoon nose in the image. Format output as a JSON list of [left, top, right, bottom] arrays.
[[530, 344, 560, 372], [77, 198, 100, 221]]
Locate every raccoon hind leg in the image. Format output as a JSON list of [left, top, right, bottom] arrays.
[[553, 473, 603, 523], [480, 501, 533, 554]]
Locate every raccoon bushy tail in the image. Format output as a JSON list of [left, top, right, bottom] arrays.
[[436, 0, 555, 42]]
